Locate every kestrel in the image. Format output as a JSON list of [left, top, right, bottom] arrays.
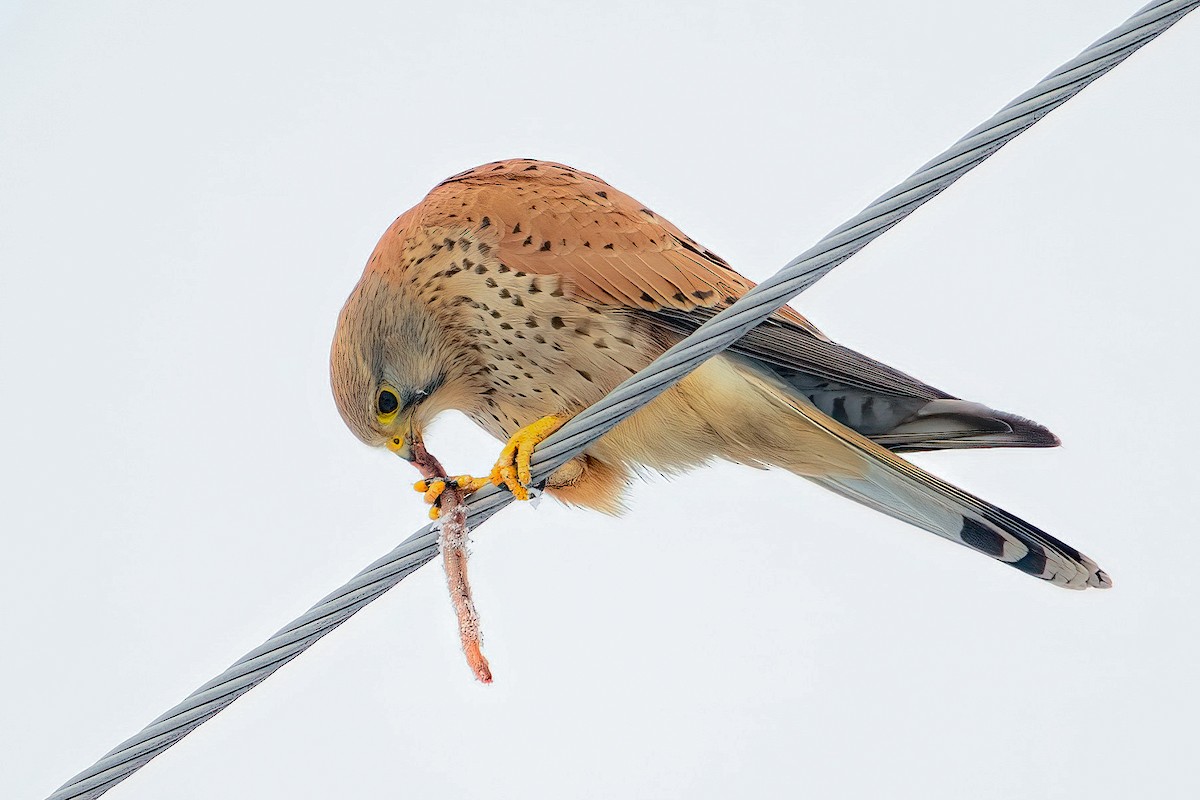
[[331, 159, 1110, 596]]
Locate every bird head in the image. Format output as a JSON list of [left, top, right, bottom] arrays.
[[329, 274, 472, 461]]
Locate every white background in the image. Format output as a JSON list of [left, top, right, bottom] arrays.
[[3, 1, 1198, 798]]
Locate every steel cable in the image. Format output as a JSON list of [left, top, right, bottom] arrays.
[[47, 2, 1198, 797]]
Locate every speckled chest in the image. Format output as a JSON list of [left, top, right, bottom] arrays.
[[397, 227, 658, 440]]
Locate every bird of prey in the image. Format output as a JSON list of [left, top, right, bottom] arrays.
[[331, 158, 1110, 592]]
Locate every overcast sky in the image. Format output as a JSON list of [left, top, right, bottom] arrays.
[[4, 2, 1199, 798]]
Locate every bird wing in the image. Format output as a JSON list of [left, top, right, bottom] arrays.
[[426, 159, 815, 323], [648, 306, 949, 401], [425, 159, 947, 402]]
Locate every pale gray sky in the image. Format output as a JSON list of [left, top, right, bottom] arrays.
[[3, 2, 1199, 798]]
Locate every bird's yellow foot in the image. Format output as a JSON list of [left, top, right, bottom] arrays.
[[414, 475, 490, 520], [489, 415, 562, 501], [412, 415, 561, 514]]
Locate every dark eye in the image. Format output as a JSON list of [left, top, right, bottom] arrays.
[[377, 389, 399, 415]]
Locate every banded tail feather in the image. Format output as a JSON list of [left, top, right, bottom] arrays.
[[736, 362, 1110, 590]]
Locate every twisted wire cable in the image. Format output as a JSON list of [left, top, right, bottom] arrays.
[[47, 2, 1198, 797]]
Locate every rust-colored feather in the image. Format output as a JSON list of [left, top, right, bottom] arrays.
[[417, 159, 825, 335]]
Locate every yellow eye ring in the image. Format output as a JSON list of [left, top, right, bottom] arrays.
[[376, 387, 400, 423]]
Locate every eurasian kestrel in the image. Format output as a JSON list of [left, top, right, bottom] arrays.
[[330, 158, 1110, 594]]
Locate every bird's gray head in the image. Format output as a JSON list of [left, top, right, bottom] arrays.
[[330, 275, 472, 460]]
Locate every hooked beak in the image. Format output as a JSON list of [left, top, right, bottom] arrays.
[[385, 417, 420, 462]]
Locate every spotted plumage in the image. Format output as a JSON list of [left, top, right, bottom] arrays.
[[331, 159, 1110, 591]]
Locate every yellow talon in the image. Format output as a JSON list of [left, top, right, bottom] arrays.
[[414, 474, 491, 516], [422, 480, 447, 505], [452, 475, 491, 493], [489, 415, 561, 500], [409, 416, 559, 516]]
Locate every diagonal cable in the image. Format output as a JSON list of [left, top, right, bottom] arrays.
[[46, 2, 1198, 798]]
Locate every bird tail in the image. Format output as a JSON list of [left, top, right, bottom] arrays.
[[735, 367, 1110, 590]]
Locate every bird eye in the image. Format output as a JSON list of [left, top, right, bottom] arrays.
[[377, 388, 400, 416]]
